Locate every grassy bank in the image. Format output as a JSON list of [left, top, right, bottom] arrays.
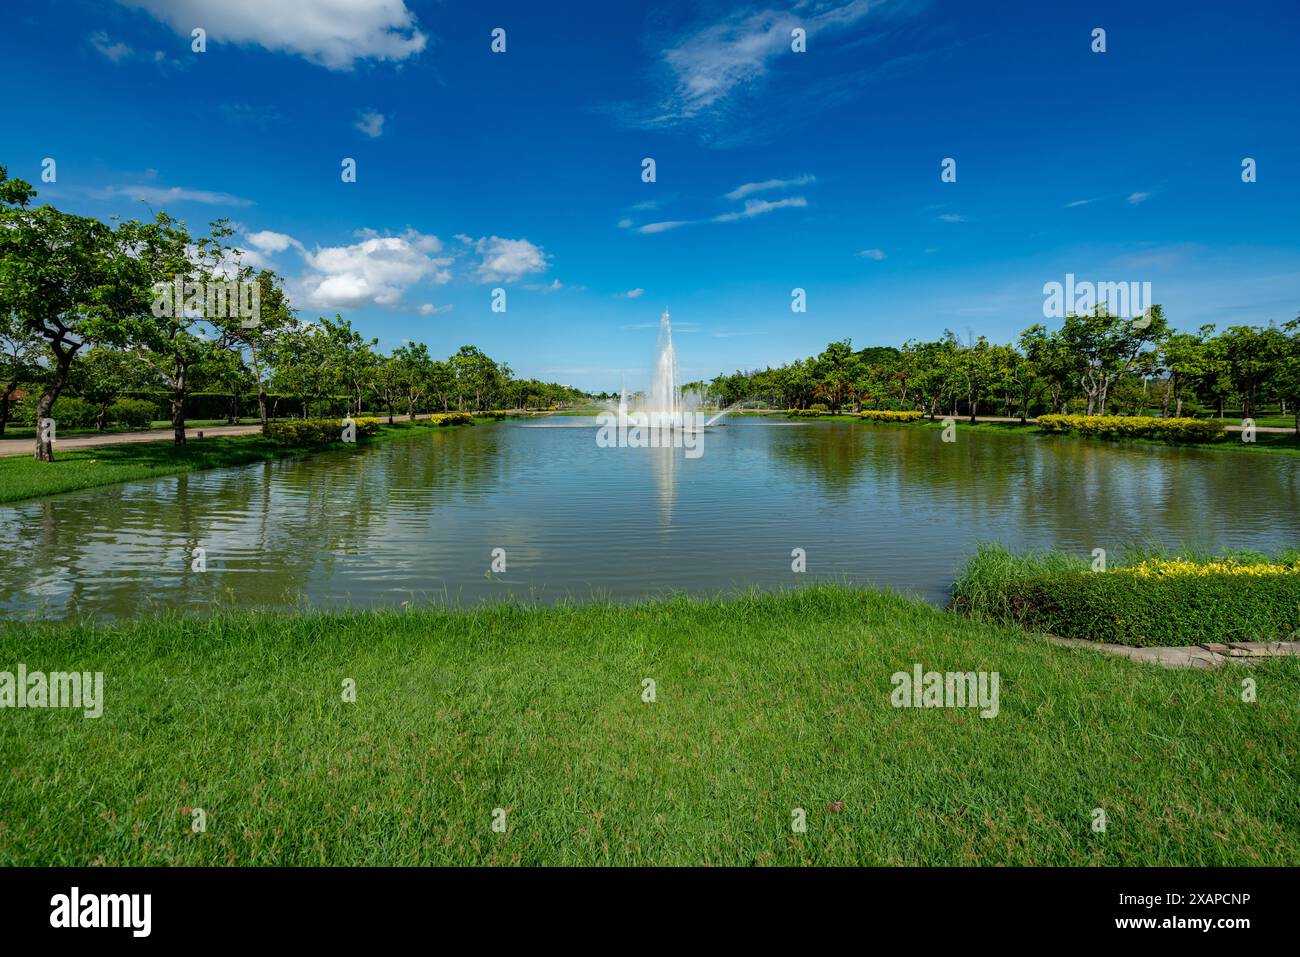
[[1, 586, 1295, 866], [0, 417, 488, 505], [953, 544, 1300, 646]]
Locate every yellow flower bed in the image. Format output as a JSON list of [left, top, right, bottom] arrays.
[[1036, 414, 1223, 441], [859, 410, 924, 422], [1113, 559, 1300, 578]]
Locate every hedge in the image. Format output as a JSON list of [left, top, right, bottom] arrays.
[[1036, 414, 1224, 442], [859, 410, 924, 422], [406, 412, 474, 426], [265, 417, 381, 447], [952, 545, 1300, 646]]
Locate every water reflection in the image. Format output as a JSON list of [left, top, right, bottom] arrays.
[[1, 418, 1295, 620]]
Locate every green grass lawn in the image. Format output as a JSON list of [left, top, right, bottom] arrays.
[[0, 418, 493, 505], [1, 586, 1294, 866]]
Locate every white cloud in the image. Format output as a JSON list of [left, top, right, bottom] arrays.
[[1065, 198, 1095, 208], [725, 175, 815, 200], [713, 196, 807, 222], [625, 288, 645, 299], [1128, 191, 1150, 204], [636, 220, 692, 234], [650, 1, 892, 122], [719, 197, 805, 223], [937, 213, 964, 222], [244, 230, 301, 254], [472, 236, 550, 283], [119, 0, 427, 70], [100, 184, 254, 207], [355, 110, 385, 138], [418, 303, 454, 315], [301, 229, 451, 308], [525, 278, 572, 293], [856, 248, 886, 260], [617, 217, 634, 229], [90, 31, 132, 63]]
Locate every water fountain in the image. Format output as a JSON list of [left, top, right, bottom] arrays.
[[619, 309, 736, 429]]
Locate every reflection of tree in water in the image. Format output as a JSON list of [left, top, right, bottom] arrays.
[[762, 423, 1300, 556], [764, 423, 876, 496], [0, 428, 509, 619]]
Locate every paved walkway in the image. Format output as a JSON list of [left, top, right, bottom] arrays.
[[0, 423, 264, 457], [1044, 635, 1300, 668]]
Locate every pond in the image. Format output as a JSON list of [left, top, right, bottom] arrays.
[[1, 417, 1296, 620]]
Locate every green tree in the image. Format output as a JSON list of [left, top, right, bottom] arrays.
[[0, 169, 154, 460]]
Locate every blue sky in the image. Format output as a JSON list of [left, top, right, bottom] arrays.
[[3, 0, 1298, 391]]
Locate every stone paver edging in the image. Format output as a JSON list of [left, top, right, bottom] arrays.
[[1043, 635, 1300, 668]]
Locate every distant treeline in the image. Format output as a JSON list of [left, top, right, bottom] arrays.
[[709, 307, 1300, 428]]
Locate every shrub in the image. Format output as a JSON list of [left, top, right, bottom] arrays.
[[786, 407, 826, 418], [1036, 414, 1224, 443], [265, 416, 381, 447], [13, 395, 99, 430], [859, 410, 924, 422], [429, 412, 473, 426], [108, 398, 159, 429], [480, 410, 507, 420], [952, 544, 1300, 646], [808, 403, 829, 414]]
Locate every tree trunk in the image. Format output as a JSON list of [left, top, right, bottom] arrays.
[[249, 346, 269, 431], [34, 343, 78, 462], [0, 380, 13, 437], [171, 361, 188, 446]]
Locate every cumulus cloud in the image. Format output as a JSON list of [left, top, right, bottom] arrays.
[[355, 110, 385, 138], [244, 230, 302, 254], [118, 0, 427, 70], [418, 303, 454, 315], [471, 236, 550, 283], [301, 229, 452, 308], [625, 288, 645, 299]]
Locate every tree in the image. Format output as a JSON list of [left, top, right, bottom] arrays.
[[0, 308, 42, 437], [1158, 326, 1212, 417], [1058, 305, 1167, 415], [211, 266, 292, 431], [392, 342, 433, 419], [1220, 323, 1288, 420], [0, 168, 153, 460], [70, 346, 153, 431]]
